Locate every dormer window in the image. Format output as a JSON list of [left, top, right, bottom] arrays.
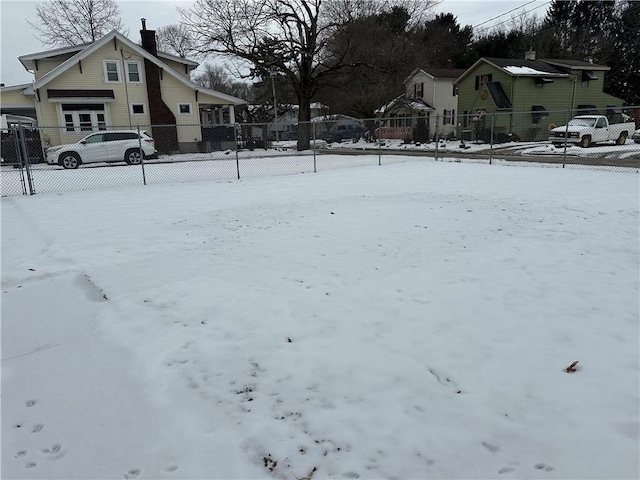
[[414, 82, 424, 98], [104, 60, 120, 82]]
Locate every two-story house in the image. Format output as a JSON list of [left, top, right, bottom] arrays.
[[454, 52, 626, 142], [0, 20, 246, 153], [376, 65, 466, 140]]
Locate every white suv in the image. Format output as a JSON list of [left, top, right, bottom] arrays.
[[46, 130, 157, 169]]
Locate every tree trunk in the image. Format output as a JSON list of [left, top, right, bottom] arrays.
[[296, 93, 312, 151]]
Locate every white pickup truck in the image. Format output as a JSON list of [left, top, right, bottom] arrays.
[[548, 115, 635, 148]]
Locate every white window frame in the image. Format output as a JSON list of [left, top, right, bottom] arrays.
[[60, 106, 107, 132], [130, 103, 146, 115], [443, 109, 455, 126], [178, 103, 193, 115], [104, 60, 121, 83], [125, 61, 142, 83]]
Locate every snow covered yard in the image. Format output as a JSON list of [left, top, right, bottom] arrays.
[[2, 160, 639, 480]]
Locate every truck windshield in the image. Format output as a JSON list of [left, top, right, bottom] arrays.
[[568, 118, 596, 127]]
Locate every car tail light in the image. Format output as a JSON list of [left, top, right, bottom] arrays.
[[144, 139, 154, 143]]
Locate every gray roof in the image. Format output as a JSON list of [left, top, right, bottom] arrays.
[[423, 68, 467, 79], [539, 59, 610, 71], [483, 58, 568, 76]]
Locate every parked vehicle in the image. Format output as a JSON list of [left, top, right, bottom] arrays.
[[323, 123, 365, 143], [548, 115, 634, 148], [632, 129, 640, 144], [46, 131, 157, 169], [268, 123, 299, 141]]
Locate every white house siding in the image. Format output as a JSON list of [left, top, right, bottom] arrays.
[[36, 40, 152, 145], [160, 58, 193, 79], [33, 53, 79, 81], [432, 80, 458, 136], [0, 89, 34, 109], [159, 72, 201, 145], [406, 71, 458, 136]]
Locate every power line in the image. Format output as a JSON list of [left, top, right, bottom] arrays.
[[473, 1, 552, 36], [472, 0, 539, 28]]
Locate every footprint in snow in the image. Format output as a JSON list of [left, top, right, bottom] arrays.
[[32, 424, 43, 433], [25, 400, 38, 407], [534, 463, 554, 472], [42, 444, 62, 456], [124, 469, 140, 479], [14, 450, 27, 459], [164, 465, 179, 473], [25, 461, 37, 469]]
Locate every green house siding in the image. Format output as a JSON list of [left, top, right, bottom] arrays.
[[457, 60, 625, 141]]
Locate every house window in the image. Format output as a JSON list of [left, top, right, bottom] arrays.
[[125, 61, 142, 83], [178, 103, 192, 115], [414, 82, 424, 98], [64, 114, 74, 132], [452, 84, 459, 96], [130, 103, 146, 115], [61, 103, 106, 132], [475, 73, 492, 90], [104, 61, 120, 82], [443, 109, 455, 125]]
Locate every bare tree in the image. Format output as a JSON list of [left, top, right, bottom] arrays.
[[156, 24, 198, 58], [193, 63, 252, 98], [181, 0, 435, 150], [28, 0, 127, 47]]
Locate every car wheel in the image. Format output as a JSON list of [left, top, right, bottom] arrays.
[[616, 133, 627, 145], [60, 152, 81, 169], [125, 149, 143, 165], [579, 135, 591, 148]]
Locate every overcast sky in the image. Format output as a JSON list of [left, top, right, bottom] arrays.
[[0, 0, 551, 87]]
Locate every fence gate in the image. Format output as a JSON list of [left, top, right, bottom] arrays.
[[0, 125, 39, 196]]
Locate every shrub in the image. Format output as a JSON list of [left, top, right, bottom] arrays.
[[413, 118, 429, 143]]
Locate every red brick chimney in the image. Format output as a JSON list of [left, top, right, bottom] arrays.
[[140, 18, 158, 57], [139, 18, 178, 153]]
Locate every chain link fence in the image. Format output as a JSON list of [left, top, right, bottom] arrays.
[[2, 106, 638, 196]]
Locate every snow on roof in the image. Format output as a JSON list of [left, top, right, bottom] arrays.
[[503, 66, 556, 76], [407, 100, 433, 111]]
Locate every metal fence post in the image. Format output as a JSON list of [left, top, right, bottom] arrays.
[[435, 114, 440, 161], [137, 125, 147, 185], [18, 123, 35, 195], [312, 121, 317, 173], [233, 124, 240, 180], [562, 107, 571, 167], [490, 113, 494, 165], [378, 116, 382, 166]]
